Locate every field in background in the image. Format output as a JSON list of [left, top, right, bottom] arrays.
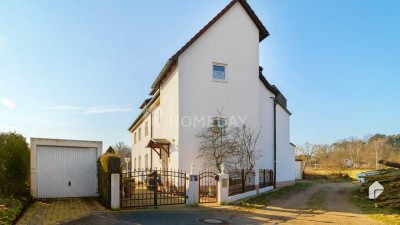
[[303, 168, 374, 181]]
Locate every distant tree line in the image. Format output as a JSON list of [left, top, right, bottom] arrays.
[[296, 134, 400, 171]]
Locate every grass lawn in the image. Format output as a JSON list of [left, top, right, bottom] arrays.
[[239, 182, 313, 208], [350, 185, 400, 225], [0, 197, 28, 225]]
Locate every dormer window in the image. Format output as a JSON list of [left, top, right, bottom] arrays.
[[212, 64, 226, 82]]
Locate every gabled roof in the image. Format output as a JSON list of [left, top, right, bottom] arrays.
[[150, 0, 269, 90]]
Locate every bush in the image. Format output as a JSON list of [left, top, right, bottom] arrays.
[[106, 146, 115, 154], [0, 132, 30, 197], [97, 153, 121, 208]]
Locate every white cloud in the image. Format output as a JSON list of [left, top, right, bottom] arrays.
[[85, 105, 136, 114], [43, 105, 82, 110], [44, 104, 136, 114], [1, 97, 15, 109]]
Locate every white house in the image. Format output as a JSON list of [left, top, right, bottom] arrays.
[[128, 0, 295, 187]]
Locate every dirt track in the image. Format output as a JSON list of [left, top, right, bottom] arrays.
[[222, 182, 384, 225]]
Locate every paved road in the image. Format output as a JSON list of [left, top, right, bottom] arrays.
[[63, 211, 263, 225]]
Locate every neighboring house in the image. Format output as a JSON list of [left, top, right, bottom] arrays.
[[128, 0, 295, 187]]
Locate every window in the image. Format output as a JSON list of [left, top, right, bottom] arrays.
[[138, 156, 141, 169], [134, 132, 137, 144], [212, 117, 226, 127], [134, 158, 136, 170], [145, 154, 149, 169], [139, 128, 142, 141], [212, 116, 226, 132], [213, 64, 226, 81], [145, 121, 148, 137]]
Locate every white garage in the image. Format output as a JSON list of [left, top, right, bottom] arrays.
[[30, 138, 102, 198]]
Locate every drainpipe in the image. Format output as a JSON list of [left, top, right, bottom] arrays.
[[270, 96, 278, 189], [147, 109, 153, 169], [148, 87, 160, 170]]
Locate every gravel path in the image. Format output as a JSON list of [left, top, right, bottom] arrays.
[[223, 182, 384, 225]]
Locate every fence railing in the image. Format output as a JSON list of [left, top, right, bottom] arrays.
[[259, 169, 273, 188], [121, 168, 186, 207], [228, 169, 256, 196]]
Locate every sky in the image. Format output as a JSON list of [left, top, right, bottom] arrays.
[[0, 0, 399, 150]]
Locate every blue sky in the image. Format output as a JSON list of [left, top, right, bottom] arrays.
[[0, 0, 399, 150]]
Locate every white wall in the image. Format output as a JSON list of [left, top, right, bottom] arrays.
[[131, 67, 180, 171], [258, 82, 275, 171], [159, 67, 180, 170], [276, 105, 295, 182], [178, 2, 260, 173]]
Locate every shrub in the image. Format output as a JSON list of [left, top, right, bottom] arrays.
[[97, 153, 121, 207], [0, 132, 30, 197], [106, 146, 115, 154]]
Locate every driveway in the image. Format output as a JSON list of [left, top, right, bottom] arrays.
[[64, 211, 263, 225], [19, 182, 383, 225], [218, 182, 384, 225], [63, 182, 383, 225], [16, 198, 106, 225]]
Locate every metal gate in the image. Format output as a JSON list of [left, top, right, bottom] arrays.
[[199, 170, 218, 203], [121, 168, 186, 208]]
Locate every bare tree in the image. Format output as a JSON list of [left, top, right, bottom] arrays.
[[229, 124, 262, 181], [348, 137, 364, 168], [371, 137, 389, 169], [196, 124, 237, 173], [298, 142, 317, 168], [113, 142, 131, 168]]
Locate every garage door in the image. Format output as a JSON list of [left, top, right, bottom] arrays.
[[37, 146, 98, 198]]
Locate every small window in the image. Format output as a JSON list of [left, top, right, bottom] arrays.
[[212, 117, 226, 128], [138, 156, 141, 169], [134, 132, 137, 144], [139, 128, 142, 141], [145, 121, 148, 137], [145, 154, 149, 169], [212, 116, 226, 133], [213, 64, 226, 81]]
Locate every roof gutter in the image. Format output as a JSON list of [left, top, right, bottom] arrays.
[[128, 91, 160, 131]]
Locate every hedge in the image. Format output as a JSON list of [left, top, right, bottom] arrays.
[[97, 153, 121, 207], [0, 132, 30, 197]]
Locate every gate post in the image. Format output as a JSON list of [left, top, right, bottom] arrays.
[[186, 164, 199, 206], [111, 173, 120, 210], [255, 167, 260, 194], [217, 164, 229, 205]]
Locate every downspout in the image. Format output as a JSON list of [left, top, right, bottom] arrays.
[[149, 87, 160, 170], [270, 96, 277, 189], [148, 109, 153, 169]]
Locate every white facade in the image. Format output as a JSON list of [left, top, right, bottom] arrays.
[[30, 138, 102, 198], [129, 0, 295, 186]]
